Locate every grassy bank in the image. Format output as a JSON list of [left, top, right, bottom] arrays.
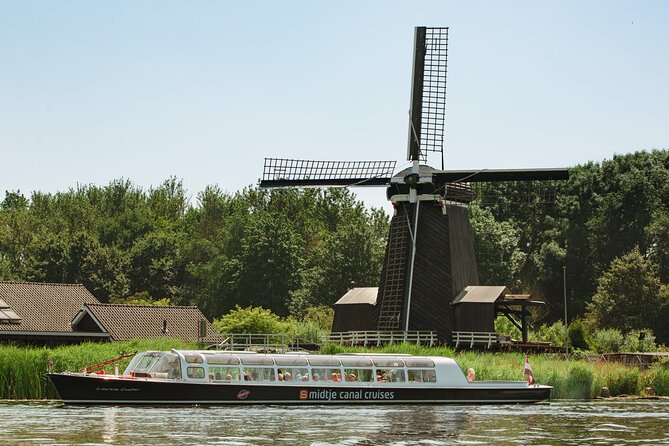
[[0, 338, 195, 399], [2, 341, 667, 400], [322, 343, 669, 399]]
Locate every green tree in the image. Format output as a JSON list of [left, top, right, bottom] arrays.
[[587, 247, 662, 333], [213, 305, 294, 334]]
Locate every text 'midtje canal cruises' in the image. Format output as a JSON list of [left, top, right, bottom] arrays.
[[46, 350, 551, 405]]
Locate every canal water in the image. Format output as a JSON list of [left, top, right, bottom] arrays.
[[1, 400, 668, 445]]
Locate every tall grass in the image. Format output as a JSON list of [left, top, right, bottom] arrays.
[[3, 341, 668, 400], [0, 338, 195, 400]]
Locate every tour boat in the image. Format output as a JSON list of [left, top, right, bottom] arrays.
[[46, 350, 551, 405]]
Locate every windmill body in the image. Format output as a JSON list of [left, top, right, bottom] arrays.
[[261, 27, 568, 345]]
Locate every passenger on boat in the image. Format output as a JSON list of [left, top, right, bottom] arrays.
[[302, 374, 308, 381], [332, 373, 340, 382], [467, 368, 476, 382], [284, 372, 292, 381], [215, 372, 222, 380], [347, 374, 357, 382], [225, 373, 232, 381], [278, 373, 284, 381], [312, 373, 320, 381]]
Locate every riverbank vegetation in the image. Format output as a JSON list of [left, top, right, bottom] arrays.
[[2, 341, 668, 400]]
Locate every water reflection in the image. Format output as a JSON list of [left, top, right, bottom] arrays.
[[0, 401, 667, 445]]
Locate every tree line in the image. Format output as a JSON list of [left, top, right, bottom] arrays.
[[1, 149, 668, 343]]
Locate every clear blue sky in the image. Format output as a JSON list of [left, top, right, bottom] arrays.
[[1, 1, 667, 212]]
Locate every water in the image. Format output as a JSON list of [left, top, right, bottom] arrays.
[[1, 400, 668, 445]]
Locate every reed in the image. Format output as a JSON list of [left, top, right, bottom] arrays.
[[0, 338, 195, 400]]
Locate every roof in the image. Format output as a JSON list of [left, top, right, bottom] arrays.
[[334, 287, 378, 305], [0, 281, 100, 332], [73, 303, 223, 343], [451, 286, 510, 304]]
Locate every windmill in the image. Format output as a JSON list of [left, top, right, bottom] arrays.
[[260, 27, 568, 342]]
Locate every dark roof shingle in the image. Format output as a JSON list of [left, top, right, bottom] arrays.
[[80, 303, 222, 343], [0, 281, 99, 332]]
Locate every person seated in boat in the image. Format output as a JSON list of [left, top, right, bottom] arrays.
[[467, 368, 476, 382], [296, 373, 302, 381], [331, 372, 340, 382], [208, 373, 215, 381], [312, 373, 320, 381], [215, 372, 222, 381], [301, 374, 309, 381], [376, 370, 386, 382], [284, 372, 292, 381], [347, 373, 356, 382], [278, 372, 284, 381], [225, 373, 232, 381]]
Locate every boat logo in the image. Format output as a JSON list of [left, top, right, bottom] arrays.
[[237, 389, 251, 400], [299, 389, 308, 400]]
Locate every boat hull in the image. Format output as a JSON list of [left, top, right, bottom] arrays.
[[46, 373, 551, 405]]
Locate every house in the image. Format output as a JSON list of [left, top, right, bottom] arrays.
[[0, 281, 221, 346], [331, 287, 379, 332], [71, 303, 222, 344], [0, 281, 108, 345]]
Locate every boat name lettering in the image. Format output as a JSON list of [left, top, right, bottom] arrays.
[[95, 387, 140, 392], [301, 389, 395, 401]]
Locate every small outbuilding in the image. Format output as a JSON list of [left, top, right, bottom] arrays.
[[452, 285, 545, 347], [331, 287, 378, 332]]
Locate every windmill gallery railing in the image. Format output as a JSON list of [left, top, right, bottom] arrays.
[[327, 331, 437, 347]]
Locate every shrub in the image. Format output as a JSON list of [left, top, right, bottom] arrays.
[[650, 364, 669, 396], [605, 367, 640, 396], [213, 305, 295, 335], [568, 319, 589, 350], [621, 329, 657, 352], [535, 321, 566, 347], [591, 328, 624, 353]]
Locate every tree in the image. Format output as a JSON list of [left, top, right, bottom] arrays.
[[587, 247, 662, 333], [213, 305, 294, 334]]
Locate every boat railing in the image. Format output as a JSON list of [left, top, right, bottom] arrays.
[[211, 333, 320, 353], [326, 331, 437, 347], [452, 331, 500, 349]]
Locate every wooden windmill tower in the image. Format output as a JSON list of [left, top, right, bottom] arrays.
[[260, 27, 568, 342]]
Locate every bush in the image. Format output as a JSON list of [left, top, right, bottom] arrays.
[[568, 319, 589, 350], [591, 328, 624, 353], [535, 321, 566, 347], [621, 329, 657, 352], [564, 364, 594, 399], [213, 305, 295, 335], [650, 364, 669, 396], [495, 316, 521, 340]]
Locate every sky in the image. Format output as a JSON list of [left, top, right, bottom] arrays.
[[1, 1, 668, 213]]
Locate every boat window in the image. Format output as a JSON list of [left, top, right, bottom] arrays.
[[340, 358, 373, 367], [307, 357, 341, 367], [184, 352, 204, 364], [325, 368, 343, 382], [404, 358, 434, 368], [187, 367, 206, 379], [129, 352, 161, 374], [240, 356, 274, 366], [279, 368, 309, 382], [376, 368, 406, 383], [123, 353, 146, 375], [310, 368, 327, 382], [208, 366, 240, 381], [372, 358, 405, 368], [243, 367, 275, 382], [408, 369, 437, 383], [150, 352, 181, 379], [274, 356, 308, 367], [343, 368, 373, 382], [206, 355, 240, 365]]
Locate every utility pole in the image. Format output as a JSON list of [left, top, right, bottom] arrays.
[[563, 266, 569, 356]]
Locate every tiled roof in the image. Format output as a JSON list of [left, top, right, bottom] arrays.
[[0, 281, 100, 332], [81, 303, 223, 343]]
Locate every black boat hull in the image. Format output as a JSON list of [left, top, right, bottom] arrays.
[[46, 373, 551, 405]]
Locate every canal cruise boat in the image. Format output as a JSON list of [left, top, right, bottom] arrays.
[[46, 350, 552, 405]]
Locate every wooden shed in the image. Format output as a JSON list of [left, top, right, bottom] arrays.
[[451, 285, 545, 347], [331, 287, 378, 332]]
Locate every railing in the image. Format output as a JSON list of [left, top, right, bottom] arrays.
[[209, 333, 320, 353], [452, 331, 500, 349], [327, 331, 437, 347]]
